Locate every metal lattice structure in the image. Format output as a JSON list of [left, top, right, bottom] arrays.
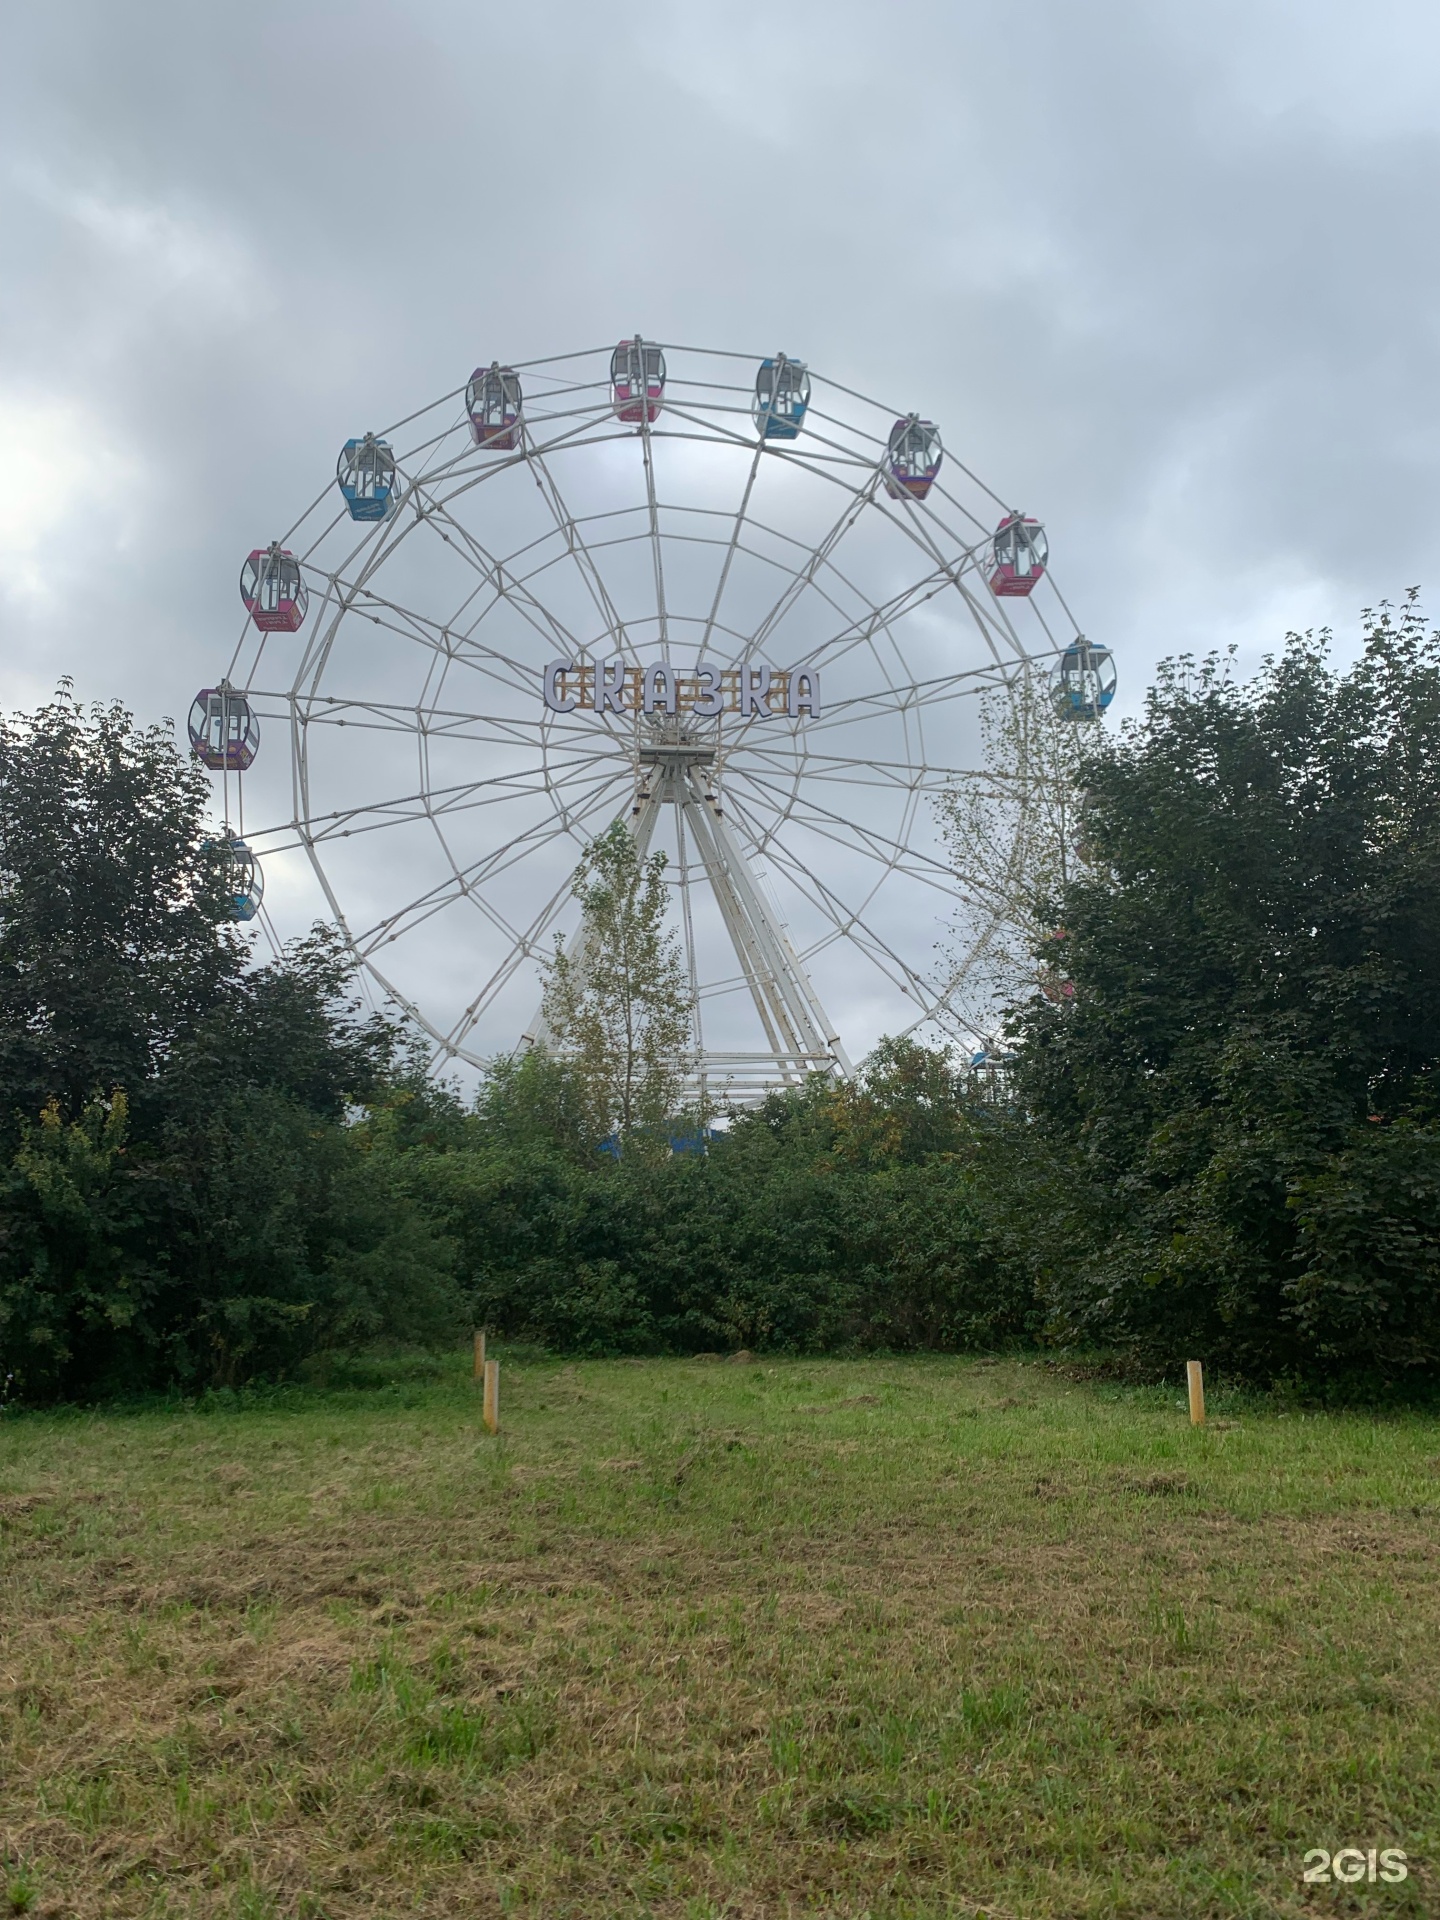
[[218, 341, 1089, 1104]]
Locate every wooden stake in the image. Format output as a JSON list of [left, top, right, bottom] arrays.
[[473, 1329, 486, 1382], [483, 1359, 500, 1435], [1186, 1359, 1206, 1427]]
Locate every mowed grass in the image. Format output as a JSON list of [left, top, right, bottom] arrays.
[[1, 1356, 1438, 1920]]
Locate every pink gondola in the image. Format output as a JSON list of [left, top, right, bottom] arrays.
[[466, 363, 523, 449], [611, 337, 665, 424], [988, 514, 1048, 598], [239, 543, 308, 633]]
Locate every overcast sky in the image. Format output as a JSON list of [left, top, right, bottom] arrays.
[[3, 0, 1436, 1066]]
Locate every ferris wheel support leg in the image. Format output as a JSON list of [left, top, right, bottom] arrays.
[[675, 792, 795, 1066], [682, 778, 849, 1080]]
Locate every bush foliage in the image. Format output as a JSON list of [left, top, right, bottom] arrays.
[[392, 1039, 1032, 1358]]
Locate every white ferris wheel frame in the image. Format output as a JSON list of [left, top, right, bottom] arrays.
[[220, 341, 1087, 1103]]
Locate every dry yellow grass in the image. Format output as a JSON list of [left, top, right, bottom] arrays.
[[1, 1354, 1437, 1918]]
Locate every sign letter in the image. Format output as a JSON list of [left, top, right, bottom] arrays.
[[787, 668, 822, 718], [597, 656, 627, 714], [643, 663, 678, 715], [542, 660, 577, 713], [693, 666, 723, 717], [739, 665, 772, 718]]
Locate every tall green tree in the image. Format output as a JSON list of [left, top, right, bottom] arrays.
[[0, 687, 240, 1141], [1006, 597, 1440, 1378], [538, 820, 693, 1146], [0, 691, 462, 1398]]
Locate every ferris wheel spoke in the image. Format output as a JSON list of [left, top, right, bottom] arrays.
[[730, 767, 960, 893], [745, 796, 977, 905], [659, 401, 881, 495], [269, 693, 644, 789], [439, 783, 643, 1057], [405, 414, 651, 526], [439, 872, 583, 1056], [723, 790, 945, 1016], [361, 503, 577, 675], [729, 477, 1019, 699], [411, 400, 617, 483], [734, 745, 981, 793], [408, 482, 595, 664], [735, 736, 1034, 792], [859, 469, 1001, 586], [312, 583, 544, 706], [281, 704, 551, 750], [800, 564, 964, 672], [639, 413, 671, 658], [260, 691, 563, 748], [794, 658, 1024, 739], [742, 554, 996, 716], [276, 755, 611, 850], [523, 444, 639, 664], [735, 830, 962, 1035], [350, 764, 629, 956], [737, 476, 878, 671], [330, 493, 446, 618], [284, 516, 450, 714], [890, 925, 1016, 1048], [321, 454, 623, 692], [705, 429, 979, 679]]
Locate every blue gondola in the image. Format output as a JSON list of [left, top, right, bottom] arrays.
[[204, 833, 264, 922], [336, 433, 398, 521], [1051, 639, 1117, 721], [753, 355, 810, 439]]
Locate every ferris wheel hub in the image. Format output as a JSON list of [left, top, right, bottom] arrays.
[[638, 742, 717, 770]]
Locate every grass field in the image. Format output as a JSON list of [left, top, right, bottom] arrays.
[[1, 1353, 1437, 1920]]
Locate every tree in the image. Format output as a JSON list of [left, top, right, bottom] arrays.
[[0, 691, 463, 1398], [0, 687, 242, 1143], [935, 668, 1089, 1038], [538, 820, 693, 1147], [1003, 598, 1440, 1379]]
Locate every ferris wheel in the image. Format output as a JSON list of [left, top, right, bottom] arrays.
[[196, 339, 1111, 1104]]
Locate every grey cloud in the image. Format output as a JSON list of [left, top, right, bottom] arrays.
[[2, 0, 1436, 1064]]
